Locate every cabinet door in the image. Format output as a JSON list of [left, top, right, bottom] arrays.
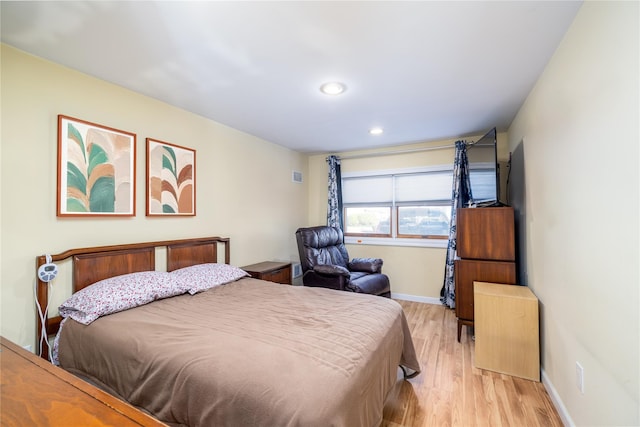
[[455, 259, 516, 322], [457, 207, 515, 261]]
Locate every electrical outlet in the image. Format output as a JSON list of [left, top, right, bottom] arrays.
[[576, 362, 584, 394]]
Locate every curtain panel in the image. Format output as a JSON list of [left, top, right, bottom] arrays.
[[441, 141, 473, 308], [326, 155, 344, 230]]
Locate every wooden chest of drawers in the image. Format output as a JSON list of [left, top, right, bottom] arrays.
[[0, 337, 166, 426], [455, 207, 517, 341], [241, 261, 292, 284]]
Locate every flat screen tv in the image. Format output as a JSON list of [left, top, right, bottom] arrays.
[[466, 127, 500, 206]]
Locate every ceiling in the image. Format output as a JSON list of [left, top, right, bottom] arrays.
[[1, 1, 582, 154]]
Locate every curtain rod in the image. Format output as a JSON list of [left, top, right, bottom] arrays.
[[327, 140, 478, 161]]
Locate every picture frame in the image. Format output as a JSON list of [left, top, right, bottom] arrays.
[[146, 138, 196, 216], [57, 115, 136, 217]]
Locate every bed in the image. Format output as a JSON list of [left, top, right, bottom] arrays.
[[36, 237, 420, 427]]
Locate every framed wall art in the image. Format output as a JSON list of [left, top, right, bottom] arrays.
[[146, 138, 196, 216], [57, 115, 136, 217]]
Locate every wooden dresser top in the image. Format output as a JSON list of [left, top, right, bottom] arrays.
[[0, 336, 166, 426]]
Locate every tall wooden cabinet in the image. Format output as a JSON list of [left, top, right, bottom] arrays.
[[455, 207, 516, 341]]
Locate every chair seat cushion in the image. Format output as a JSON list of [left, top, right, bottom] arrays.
[[348, 273, 390, 296], [349, 271, 368, 281]]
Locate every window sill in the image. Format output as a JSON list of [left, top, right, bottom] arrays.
[[344, 236, 448, 249]]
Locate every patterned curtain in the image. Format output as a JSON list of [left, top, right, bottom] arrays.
[[326, 155, 344, 230], [441, 141, 473, 308]]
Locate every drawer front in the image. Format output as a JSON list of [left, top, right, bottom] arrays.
[[243, 263, 292, 285], [457, 207, 515, 261], [262, 267, 291, 284], [455, 259, 516, 321]]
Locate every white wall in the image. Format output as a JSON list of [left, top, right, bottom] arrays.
[[0, 45, 308, 349], [508, 2, 639, 425]]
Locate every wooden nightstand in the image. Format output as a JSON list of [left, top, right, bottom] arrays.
[[474, 281, 540, 381], [241, 261, 292, 285]]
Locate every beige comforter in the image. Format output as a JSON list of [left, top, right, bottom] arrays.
[[58, 278, 420, 427]]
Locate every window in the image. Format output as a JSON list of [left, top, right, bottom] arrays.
[[342, 167, 453, 242], [344, 206, 391, 236]]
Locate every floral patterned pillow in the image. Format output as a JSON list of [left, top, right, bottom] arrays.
[[170, 263, 250, 295], [59, 271, 185, 325]]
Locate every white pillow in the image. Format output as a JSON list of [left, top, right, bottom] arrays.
[[59, 271, 185, 325], [170, 263, 249, 294]]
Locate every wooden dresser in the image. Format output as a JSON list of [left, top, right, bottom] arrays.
[[0, 337, 166, 426], [455, 207, 517, 341], [241, 261, 292, 284]]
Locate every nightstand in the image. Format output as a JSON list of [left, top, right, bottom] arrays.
[[474, 281, 540, 381], [241, 261, 292, 285]]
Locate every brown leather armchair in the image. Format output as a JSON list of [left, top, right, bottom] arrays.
[[295, 226, 391, 298]]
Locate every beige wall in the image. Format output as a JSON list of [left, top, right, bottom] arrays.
[[306, 132, 509, 300], [508, 2, 639, 425], [0, 45, 308, 349]]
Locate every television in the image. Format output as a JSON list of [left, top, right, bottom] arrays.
[[466, 127, 500, 206]]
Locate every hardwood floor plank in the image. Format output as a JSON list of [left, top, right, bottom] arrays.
[[384, 300, 563, 426]]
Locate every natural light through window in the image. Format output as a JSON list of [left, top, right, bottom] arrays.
[[344, 207, 391, 236], [342, 166, 453, 247]]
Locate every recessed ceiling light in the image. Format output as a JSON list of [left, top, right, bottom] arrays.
[[320, 82, 346, 95], [369, 127, 384, 135]]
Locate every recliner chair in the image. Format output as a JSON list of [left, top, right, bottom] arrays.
[[295, 226, 391, 298]]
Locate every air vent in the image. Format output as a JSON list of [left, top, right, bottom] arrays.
[[292, 171, 303, 183], [292, 263, 302, 278]]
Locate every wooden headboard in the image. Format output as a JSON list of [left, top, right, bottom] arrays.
[[35, 236, 230, 360]]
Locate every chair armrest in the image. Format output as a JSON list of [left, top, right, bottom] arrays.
[[313, 264, 351, 277], [348, 258, 383, 274]]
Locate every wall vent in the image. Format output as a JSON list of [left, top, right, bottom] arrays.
[[292, 263, 302, 278], [292, 171, 303, 183]]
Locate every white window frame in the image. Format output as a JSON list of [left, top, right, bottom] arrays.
[[342, 165, 452, 249]]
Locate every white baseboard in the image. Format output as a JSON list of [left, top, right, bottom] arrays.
[[391, 293, 442, 305], [541, 367, 574, 427]]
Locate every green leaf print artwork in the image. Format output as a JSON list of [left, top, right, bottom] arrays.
[[64, 122, 115, 213]]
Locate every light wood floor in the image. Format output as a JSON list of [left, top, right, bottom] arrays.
[[382, 300, 563, 427]]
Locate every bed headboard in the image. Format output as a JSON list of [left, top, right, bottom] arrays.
[[35, 236, 230, 360], [167, 240, 228, 271], [73, 248, 156, 291]]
